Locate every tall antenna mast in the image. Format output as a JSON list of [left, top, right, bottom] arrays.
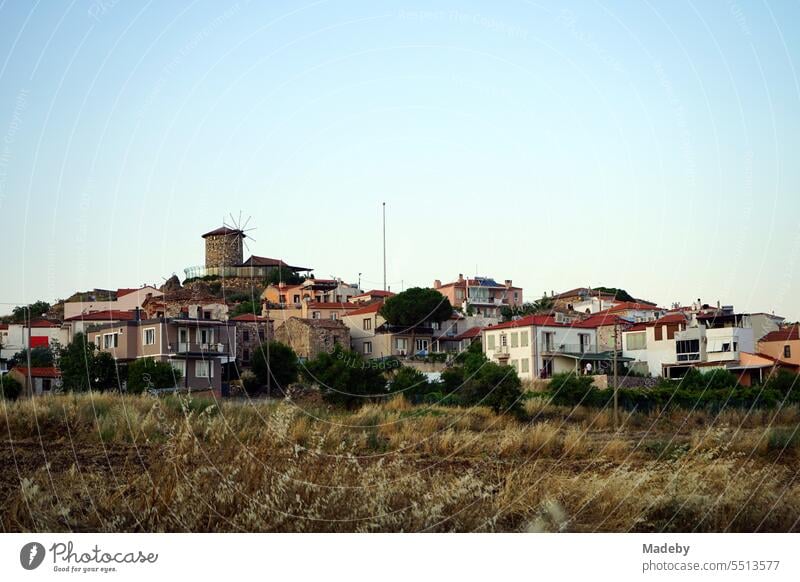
[[382, 202, 387, 291]]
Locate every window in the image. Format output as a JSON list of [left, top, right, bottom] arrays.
[[243, 348, 250, 362], [331, 313, 338, 320], [500, 334, 508, 347], [242, 330, 250, 342], [293, 295, 300, 303], [510, 332, 518, 348], [195, 360, 213, 378], [510, 359, 519, 371], [363, 318, 372, 330], [171, 360, 186, 376], [258, 330, 265, 340], [95, 335, 101, 347], [279, 294, 287, 304], [521, 358, 530, 373], [415, 339, 429, 352], [197, 328, 214, 345], [785, 345, 792, 359], [626, 332, 646, 350], [178, 328, 189, 344], [203, 311, 211, 320], [520, 331, 529, 347], [654, 325, 663, 341], [487, 334, 495, 350], [144, 328, 156, 346], [363, 341, 372, 355], [312, 311, 321, 319], [542, 332, 555, 351], [676, 339, 700, 361], [103, 333, 118, 349]]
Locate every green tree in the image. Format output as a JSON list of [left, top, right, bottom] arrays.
[[501, 295, 555, 320], [379, 287, 452, 355], [460, 361, 524, 414], [765, 369, 800, 397], [127, 358, 182, 393], [11, 300, 51, 323], [0, 374, 23, 400], [91, 352, 119, 391], [251, 341, 299, 392], [302, 345, 387, 408], [58, 333, 98, 392], [230, 300, 261, 317], [263, 267, 305, 286], [13, 346, 55, 367]]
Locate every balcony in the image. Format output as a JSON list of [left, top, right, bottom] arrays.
[[171, 341, 231, 356], [541, 343, 616, 356]]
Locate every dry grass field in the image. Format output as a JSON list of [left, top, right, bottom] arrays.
[[2, 393, 799, 532]]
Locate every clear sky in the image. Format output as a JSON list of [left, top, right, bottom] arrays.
[[0, 1, 798, 318]]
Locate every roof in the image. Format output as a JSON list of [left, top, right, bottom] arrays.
[[578, 314, 631, 328], [453, 326, 483, 340], [347, 302, 384, 316], [351, 289, 395, 299], [759, 325, 800, 343], [552, 287, 617, 300], [437, 278, 520, 290], [116, 286, 159, 298], [485, 315, 563, 330], [28, 319, 61, 328], [231, 313, 270, 322], [201, 226, 245, 238], [12, 366, 61, 378], [242, 255, 311, 271], [305, 302, 359, 310], [64, 310, 136, 322], [594, 302, 664, 314], [0, 323, 8, 330]]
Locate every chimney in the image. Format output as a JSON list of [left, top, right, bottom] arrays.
[[457, 274, 464, 284], [434, 279, 442, 289], [504, 279, 512, 288], [134, 307, 141, 322]]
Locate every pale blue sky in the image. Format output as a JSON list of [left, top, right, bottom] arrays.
[[0, 1, 798, 318]]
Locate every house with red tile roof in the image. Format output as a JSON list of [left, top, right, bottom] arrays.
[[0, 320, 66, 370], [341, 300, 435, 359], [8, 366, 62, 396], [758, 324, 800, 368], [62, 310, 137, 343], [482, 314, 631, 380]]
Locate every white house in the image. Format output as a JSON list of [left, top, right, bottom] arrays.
[[481, 314, 622, 381], [63, 286, 163, 319]]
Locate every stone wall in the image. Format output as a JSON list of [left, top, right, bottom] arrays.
[[236, 321, 272, 367], [205, 234, 243, 268], [274, 318, 349, 360]]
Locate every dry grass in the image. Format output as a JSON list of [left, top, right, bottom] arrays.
[[1, 393, 799, 532]]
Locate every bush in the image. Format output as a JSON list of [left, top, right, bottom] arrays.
[[302, 345, 387, 408], [127, 358, 182, 393], [767, 427, 800, 452], [0, 374, 22, 400], [251, 341, 298, 392], [390, 366, 433, 403], [459, 361, 524, 414], [764, 369, 800, 397]]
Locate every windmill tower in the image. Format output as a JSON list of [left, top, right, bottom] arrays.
[[201, 212, 256, 270]]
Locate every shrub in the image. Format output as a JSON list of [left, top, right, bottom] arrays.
[[764, 369, 800, 397], [302, 345, 387, 408], [390, 366, 433, 403], [767, 427, 800, 452], [127, 358, 182, 393], [460, 361, 524, 415], [0, 374, 22, 400]]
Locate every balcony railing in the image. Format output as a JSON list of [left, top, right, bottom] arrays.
[[171, 341, 230, 355], [541, 343, 617, 355]]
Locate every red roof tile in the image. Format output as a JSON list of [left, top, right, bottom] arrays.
[[347, 302, 384, 316], [760, 325, 800, 343], [352, 290, 395, 299], [305, 302, 359, 310], [454, 326, 482, 340], [12, 366, 61, 378], [65, 310, 136, 322], [231, 313, 271, 322], [28, 319, 61, 328], [201, 226, 244, 238]]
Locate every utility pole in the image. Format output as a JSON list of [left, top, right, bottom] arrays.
[[382, 202, 387, 291], [26, 306, 32, 398], [613, 322, 619, 430]]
